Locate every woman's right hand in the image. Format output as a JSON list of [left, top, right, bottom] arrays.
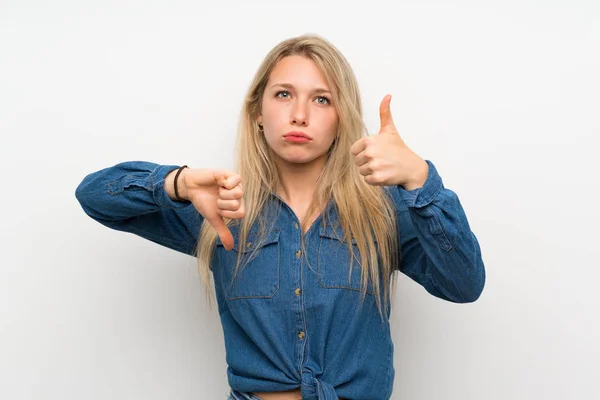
[[169, 167, 245, 251]]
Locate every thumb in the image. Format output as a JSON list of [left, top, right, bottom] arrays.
[[210, 171, 237, 251], [206, 213, 234, 251], [378, 94, 397, 134]]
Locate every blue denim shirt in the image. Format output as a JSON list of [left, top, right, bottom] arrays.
[[75, 160, 485, 400]]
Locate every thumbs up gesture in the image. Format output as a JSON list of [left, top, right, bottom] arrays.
[[350, 94, 429, 190], [175, 168, 245, 251]]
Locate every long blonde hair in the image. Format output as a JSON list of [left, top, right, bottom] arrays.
[[196, 34, 399, 319]]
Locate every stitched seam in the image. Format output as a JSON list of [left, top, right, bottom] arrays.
[[430, 211, 453, 252], [317, 232, 374, 295], [225, 230, 281, 300]]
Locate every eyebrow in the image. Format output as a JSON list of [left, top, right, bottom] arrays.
[[270, 83, 331, 95]]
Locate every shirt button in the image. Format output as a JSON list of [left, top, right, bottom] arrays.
[[295, 222, 299, 229], [247, 241, 252, 248], [298, 331, 305, 340], [296, 250, 302, 258], [295, 288, 301, 296]]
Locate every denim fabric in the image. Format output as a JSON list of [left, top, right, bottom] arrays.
[[227, 390, 264, 400], [75, 160, 485, 400]]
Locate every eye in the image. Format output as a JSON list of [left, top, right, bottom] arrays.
[[275, 90, 291, 99], [315, 96, 331, 105]]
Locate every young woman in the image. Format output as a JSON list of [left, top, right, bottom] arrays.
[[76, 34, 485, 400]]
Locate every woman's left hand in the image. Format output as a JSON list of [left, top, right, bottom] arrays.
[[351, 94, 429, 191]]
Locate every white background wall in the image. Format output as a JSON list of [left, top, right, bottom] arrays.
[[1, 1, 598, 399]]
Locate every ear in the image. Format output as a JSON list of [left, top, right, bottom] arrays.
[[256, 114, 263, 124]]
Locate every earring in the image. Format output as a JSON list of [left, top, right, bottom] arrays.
[[257, 123, 264, 132]]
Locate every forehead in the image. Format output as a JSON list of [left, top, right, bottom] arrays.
[[267, 55, 329, 88]]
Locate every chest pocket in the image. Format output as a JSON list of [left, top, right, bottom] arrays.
[[317, 225, 375, 296], [216, 227, 281, 300]]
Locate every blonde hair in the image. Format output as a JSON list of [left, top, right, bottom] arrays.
[[196, 34, 399, 319]]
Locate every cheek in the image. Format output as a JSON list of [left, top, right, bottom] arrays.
[[324, 115, 339, 141], [261, 100, 284, 127]]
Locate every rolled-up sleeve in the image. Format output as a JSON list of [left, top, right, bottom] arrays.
[[390, 160, 486, 303], [75, 161, 202, 256]]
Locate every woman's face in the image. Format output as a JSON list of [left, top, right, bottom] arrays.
[[258, 55, 339, 167]]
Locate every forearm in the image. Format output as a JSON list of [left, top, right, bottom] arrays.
[[394, 160, 486, 303], [74, 160, 201, 255], [75, 161, 187, 222]]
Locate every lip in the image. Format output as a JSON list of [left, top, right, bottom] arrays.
[[283, 131, 312, 143]]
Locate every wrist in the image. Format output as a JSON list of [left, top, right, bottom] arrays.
[[402, 159, 429, 191], [165, 166, 190, 202], [174, 166, 190, 202]]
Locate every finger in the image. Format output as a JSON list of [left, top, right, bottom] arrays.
[[223, 174, 242, 190], [358, 163, 373, 176], [379, 94, 396, 133], [219, 185, 243, 200], [350, 138, 367, 156], [214, 171, 227, 188], [219, 208, 246, 220], [215, 171, 242, 190], [205, 214, 234, 251], [353, 151, 370, 167], [219, 198, 246, 220], [217, 198, 241, 211], [364, 172, 385, 186]]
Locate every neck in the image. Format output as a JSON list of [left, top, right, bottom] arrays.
[[275, 155, 326, 207]]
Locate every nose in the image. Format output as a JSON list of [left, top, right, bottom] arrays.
[[290, 99, 308, 127]]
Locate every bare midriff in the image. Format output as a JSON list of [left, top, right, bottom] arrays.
[[252, 389, 348, 400], [251, 389, 302, 400]]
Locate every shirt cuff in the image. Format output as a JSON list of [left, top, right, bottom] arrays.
[[397, 160, 443, 208], [148, 164, 192, 209]]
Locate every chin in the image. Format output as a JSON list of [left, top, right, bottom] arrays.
[[282, 156, 314, 165], [272, 147, 328, 166], [276, 152, 317, 165]]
